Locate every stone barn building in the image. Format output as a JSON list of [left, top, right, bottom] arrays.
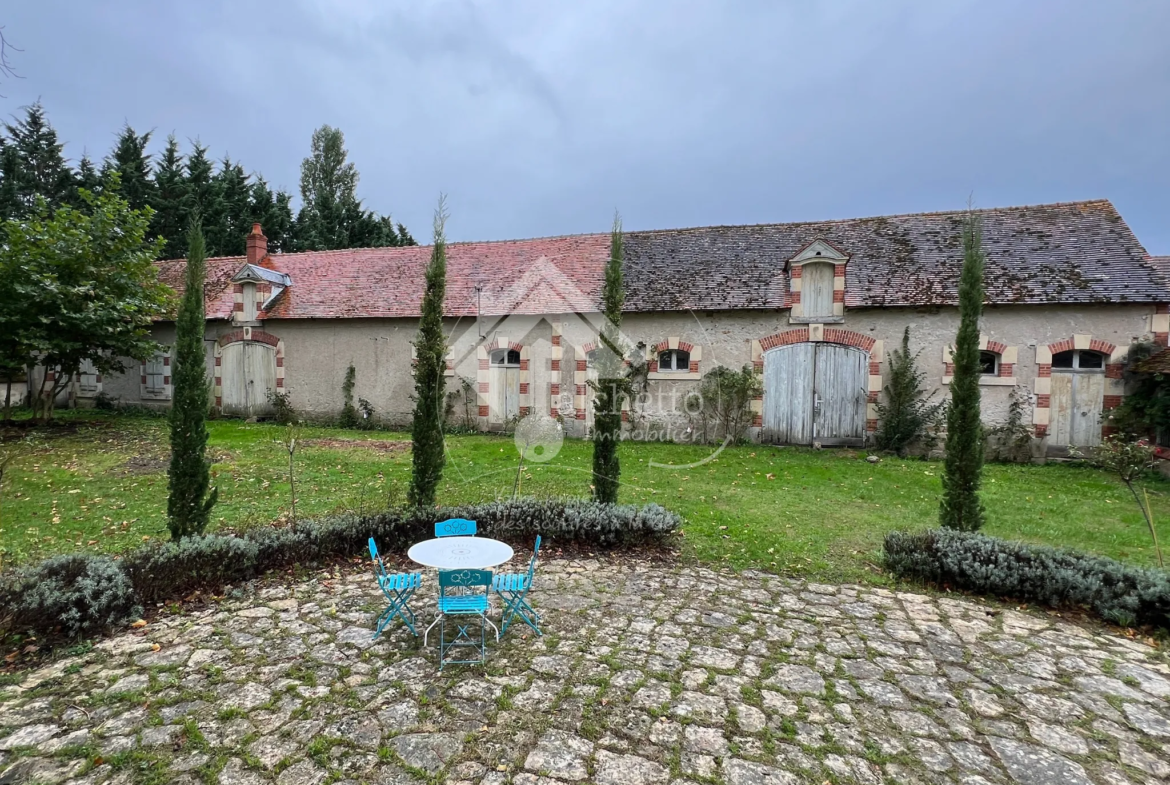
[[87, 199, 1167, 455]]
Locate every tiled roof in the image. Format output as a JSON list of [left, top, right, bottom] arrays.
[[155, 200, 1167, 321], [1137, 347, 1170, 374], [623, 199, 1167, 310]]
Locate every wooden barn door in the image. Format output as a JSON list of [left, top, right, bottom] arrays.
[[1051, 372, 1104, 448], [221, 342, 277, 417], [763, 342, 867, 446], [812, 343, 868, 445], [763, 343, 815, 444]]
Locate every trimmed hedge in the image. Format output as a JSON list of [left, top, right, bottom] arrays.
[[884, 528, 1170, 629], [0, 499, 680, 637]]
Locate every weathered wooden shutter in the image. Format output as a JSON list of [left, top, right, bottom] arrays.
[[802, 262, 834, 319]]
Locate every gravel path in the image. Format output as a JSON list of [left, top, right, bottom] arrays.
[[1, 557, 1169, 784]]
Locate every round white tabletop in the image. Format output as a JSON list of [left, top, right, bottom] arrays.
[[407, 537, 514, 570]]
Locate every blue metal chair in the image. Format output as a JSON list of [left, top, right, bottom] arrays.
[[427, 569, 498, 669], [493, 535, 542, 636], [368, 537, 422, 638], [435, 518, 477, 538]]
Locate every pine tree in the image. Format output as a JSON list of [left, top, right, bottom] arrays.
[[184, 141, 217, 240], [940, 209, 987, 531], [874, 327, 943, 456], [397, 222, 417, 246], [105, 124, 154, 211], [3, 102, 75, 216], [591, 213, 626, 504], [151, 135, 189, 258], [207, 156, 251, 256], [407, 198, 449, 508], [73, 153, 102, 199], [167, 220, 218, 539], [248, 177, 294, 253], [0, 143, 19, 221]]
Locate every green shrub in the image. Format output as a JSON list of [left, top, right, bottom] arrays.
[[339, 364, 359, 428], [266, 390, 297, 425], [0, 499, 679, 637], [122, 535, 258, 605], [0, 554, 140, 637], [884, 528, 1170, 629]]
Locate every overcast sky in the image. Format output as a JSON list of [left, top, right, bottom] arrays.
[[3, 1, 1168, 252]]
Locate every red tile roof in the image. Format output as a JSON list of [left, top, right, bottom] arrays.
[[156, 235, 611, 321]]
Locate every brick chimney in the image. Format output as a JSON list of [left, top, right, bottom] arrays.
[[246, 223, 268, 265]]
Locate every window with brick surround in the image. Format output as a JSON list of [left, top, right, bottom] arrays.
[[801, 261, 834, 319], [1052, 350, 1104, 370], [78, 359, 99, 396], [979, 351, 999, 376], [491, 348, 521, 366], [657, 349, 690, 372]]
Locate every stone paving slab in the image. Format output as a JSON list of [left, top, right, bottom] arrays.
[[0, 557, 1168, 784]]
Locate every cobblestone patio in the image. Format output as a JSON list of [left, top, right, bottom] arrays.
[[1, 556, 1169, 785]]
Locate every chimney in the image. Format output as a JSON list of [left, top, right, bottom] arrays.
[[246, 223, 268, 265]]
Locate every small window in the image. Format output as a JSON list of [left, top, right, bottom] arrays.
[[658, 349, 691, 372], [1052, 350, 1104, 371], [490, 348, 520, 366], [979, 351, 999, 376], [145, 354, 166, 393], [801, 261, 834, 318]]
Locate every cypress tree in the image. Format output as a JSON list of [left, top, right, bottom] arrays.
[[407, 198, 449, 508], [167, 220, 218, 539], [151, 135, 189, 258], [105, 124, 154, 211], [940, 210, 987, 531], [874, 327, 943, 456], [591, 213, 626, 504]]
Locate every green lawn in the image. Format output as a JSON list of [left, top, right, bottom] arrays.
[[2, 411, 1169, 583]]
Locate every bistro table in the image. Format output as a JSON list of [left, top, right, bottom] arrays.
[[407, 536, 514, 570], [408, 536, 515, 652]]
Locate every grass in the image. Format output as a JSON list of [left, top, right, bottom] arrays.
[[2, 410, 1170, 583]]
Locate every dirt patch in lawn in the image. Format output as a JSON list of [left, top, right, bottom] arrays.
[[116, 453, 169, 475], [302, 438, 410, 454]]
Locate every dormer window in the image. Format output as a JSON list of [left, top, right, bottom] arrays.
[[801, 262, 834, 319], [787, 238, 849, 324]]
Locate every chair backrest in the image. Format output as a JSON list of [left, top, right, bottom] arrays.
[[435, 518, 477, 538], [526, 535, 542, 581], [438, 568, 492, 598], [368, 537, 387, 580]]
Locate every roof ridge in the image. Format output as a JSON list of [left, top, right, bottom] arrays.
[[626, 199, 1117, 237]]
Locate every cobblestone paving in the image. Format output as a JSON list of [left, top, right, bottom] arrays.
[[2, 557, 1170, 785]]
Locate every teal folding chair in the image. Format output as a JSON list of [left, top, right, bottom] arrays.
[[493, 535, 542, 636], [427, 569, 498, 669], [368, 537, 422, 638], [435, 518, 477, 538]]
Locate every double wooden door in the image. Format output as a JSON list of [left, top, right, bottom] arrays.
[[763, 343, 868, 446], [220, 341, 277, 417]]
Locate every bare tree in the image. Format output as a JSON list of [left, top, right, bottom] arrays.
[[0, 26, 22, 94]]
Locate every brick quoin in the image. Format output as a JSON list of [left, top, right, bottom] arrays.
[[833, 290, 845, 303], [576, 360, 587, 372], [1036, 394, 1050, 408], [790, 265, 802, 279], [1103, 395, 1123, 410], [478, 405, 489, 417], [1157, 304, 1170, 314], [1105, 364, 1123, 380], [477, 382, 489, 393], [550, 383, 561, 396], [1035, 424, 1048, 437], [478, 358, 489, 370], [550, 359, 560, 372], [1037, 364, 1052, 378], [998, 363, 1013, 378], [1156, 333, 1169, 347], [551, 335, 561, 346]]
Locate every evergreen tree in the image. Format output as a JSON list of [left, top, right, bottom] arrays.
[[184, 141, 217, 235], [151, 135, 189, 258], [591, 213, 626, 504], [874, 327, 944, 456], [0, 143, 19, 221], [105, 124, 154, 211], [207, 156, 251, 256], [73, 153, 102, 200], [248, 178, 294, 254], [940, 210, 987, 531], [3, 102, 75, 216], [407, 198, 449, 508], [397, 222, 417, 246], [166, 220, 218, 539]]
